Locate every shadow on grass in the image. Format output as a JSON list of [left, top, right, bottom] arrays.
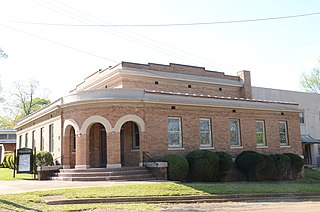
[[0, 199, 41, 212]]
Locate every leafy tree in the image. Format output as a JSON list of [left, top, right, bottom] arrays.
[[13, 80, 51, 117], [0, 80, 51, 128], [300, 58, 320, 93], [0, 48, 8, 59]]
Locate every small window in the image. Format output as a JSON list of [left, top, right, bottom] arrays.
[[199, 118, 212, 147], [8, 134, 16, 140], [229, 119, 241, 146], [299, 112, 305, 124], [279, 121, 289, 146], [132, 123, 140, 149], [25, 133, 28, 147], [40, 127, 44, 151], [0, 134, 7, 139], [256, 120, 266, 146], [19, 135, 22, 149], [49, 124, 54, 152], [168, 117, 182, 148], [32, 131, 35, 149]]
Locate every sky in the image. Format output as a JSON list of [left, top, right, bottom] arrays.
[[0, 0, 320, 101]]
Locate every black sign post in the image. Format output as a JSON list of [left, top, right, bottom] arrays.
[[16, 148, 34, 174]]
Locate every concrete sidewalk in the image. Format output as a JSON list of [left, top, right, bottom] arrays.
[[0, 180, 162, 194]]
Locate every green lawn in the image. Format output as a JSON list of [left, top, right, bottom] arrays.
[[0, 167, 319, 211], [0, 168, 35, 180]]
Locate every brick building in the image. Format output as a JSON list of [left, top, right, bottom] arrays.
[[15, 62, 301, 169], [0, 129, 16, 163]]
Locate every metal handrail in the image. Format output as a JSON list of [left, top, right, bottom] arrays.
[[142, 151, 159, 167]]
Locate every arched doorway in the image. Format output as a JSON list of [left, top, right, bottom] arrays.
[[89, 123, 107, 168], [120, 121, 140, 166], [63, 124, 77, 169]]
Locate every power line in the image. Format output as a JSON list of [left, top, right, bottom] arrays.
[[0, 23, 118, 63], [1, 11, 319, 27]]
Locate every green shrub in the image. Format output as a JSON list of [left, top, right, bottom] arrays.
[[186, 149, 220, 182], [235, 151, 266, 181], [269, 154, 291, 180], [36, 151, 53, 166], [284, 153, 304, 179], [163, 154, 189, 181], [215, 151, 233, 181], [2, 152, 14, 169], [259, 154, 275, 180]]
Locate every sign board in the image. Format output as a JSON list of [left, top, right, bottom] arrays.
[[16, 148, 34, 174]]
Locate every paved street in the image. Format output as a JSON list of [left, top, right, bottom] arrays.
[[159, 201, 320, 212]]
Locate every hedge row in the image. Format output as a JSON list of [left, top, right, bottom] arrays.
[[163, 150, 232, 182], [1, 151, 53, 169], [163, 150, 304, 182], [235, 151, 304, 181]]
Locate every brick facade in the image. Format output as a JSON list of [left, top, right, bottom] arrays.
[[15, 62, 302, 169]]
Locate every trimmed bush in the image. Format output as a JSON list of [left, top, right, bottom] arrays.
[[235, 151, 266, 181], [163, 154, 189, 181], [269, 154, 291, 180], [215, 151, 233, 181], [186, 149, 220, 182], [259, 154, 275, 181], [2, 152, 14, 169], [36, 151, 53, 167], [284, 153, 304, 179]]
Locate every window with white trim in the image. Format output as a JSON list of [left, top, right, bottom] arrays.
[[168, 117, 182, 148], [40, 127, 44, 151], [299, 112, 305, 124], [25, 133, 28, 147], [229, 119, 241, 146], [199, 118, 212, 147], [49, 124, 54, 152], [256, 120, 266, 146], [279, 121, 289, 146], [32, 130, 35, 149]]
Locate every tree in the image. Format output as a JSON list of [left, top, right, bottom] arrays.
[[0, 80, 51, 128], [300, 58, 320, 93], [13, 80, 51, 117], [0, 48, 8, 59]]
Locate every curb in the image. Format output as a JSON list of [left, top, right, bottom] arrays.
[[43, 193, 320, 205]]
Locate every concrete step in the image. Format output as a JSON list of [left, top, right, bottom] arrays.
[[50, 167, 156, 181]]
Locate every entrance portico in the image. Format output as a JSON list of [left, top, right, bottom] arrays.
[[62, 114, 146, 169]]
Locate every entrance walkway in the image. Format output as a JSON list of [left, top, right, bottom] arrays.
[[0, 180, 162, 194]]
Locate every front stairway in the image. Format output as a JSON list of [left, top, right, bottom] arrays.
[[50, 167, 156, 181]]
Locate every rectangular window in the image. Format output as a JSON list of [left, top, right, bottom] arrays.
[[256, 120, 266, 146], [229, 119, 241, 146], [168, 117, 182, 148], [49, 124, 54, 152], [8, 134, 16, 140], [0, 134, 7, 139], [40, 127, 44, 151], [132, 123, 140, 149], [299, 112, 305, 124], [199, 118, 212, 147], [32, 130, 35, 149], [19, 135, 22, 149], [25, 133, 28, 147], [279, 121, 289, 146]]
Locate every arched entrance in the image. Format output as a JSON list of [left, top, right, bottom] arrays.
[[89, 123, 107, 168], [63, 124, 77, 169], [120, 121, 140, 166]]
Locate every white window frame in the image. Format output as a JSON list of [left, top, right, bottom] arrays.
[[279, 121, 289, 146], [25, 133, 28, 148], [199, 118, 213, 147], [299, 112, 305, 124], [256, 120, 266, 146], [49, 124, 54, 153], [229, 119, 241, 147], [168, 117, 182, 148], [40, 127, 44, 151]]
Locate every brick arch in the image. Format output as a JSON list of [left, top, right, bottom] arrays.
[[114, 114, 145, 133], [63, 119, 80, 136], [80, 115, 113, 134]]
